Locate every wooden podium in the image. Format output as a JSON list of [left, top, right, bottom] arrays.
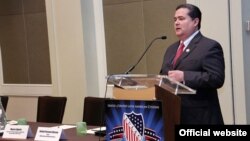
[[107, 74, 196, 141]]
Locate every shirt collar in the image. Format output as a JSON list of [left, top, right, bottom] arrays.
[[181, 30, 199, 48]]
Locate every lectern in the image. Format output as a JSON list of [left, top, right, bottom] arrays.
[[107, 74, 196, 141]]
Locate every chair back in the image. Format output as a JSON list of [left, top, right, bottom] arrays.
[[0, 96, 9, 111], [83, 96, 110, 126], [37, 96, 67, 123]]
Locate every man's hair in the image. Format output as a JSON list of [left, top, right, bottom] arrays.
[[176, 3, 202, 29]]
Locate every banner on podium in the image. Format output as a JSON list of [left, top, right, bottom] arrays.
[[105, 99, 165, 141]]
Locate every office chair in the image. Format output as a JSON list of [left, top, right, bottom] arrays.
[[0, 96, 9, 111], [37, 96, 67, 123], [83, 96, 110, 126]]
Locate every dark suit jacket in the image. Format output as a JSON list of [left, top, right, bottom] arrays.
[[160, 32, 225, 124]]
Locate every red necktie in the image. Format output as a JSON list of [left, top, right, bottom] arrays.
[[173, 43, 185, 66]]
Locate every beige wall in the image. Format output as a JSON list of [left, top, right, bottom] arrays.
[[7, 96, 37, 121], [48, 0, 87, 124]]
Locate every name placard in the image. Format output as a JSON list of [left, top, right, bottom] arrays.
[[34, 127, 66, 141], [2, 124, 33, 139]]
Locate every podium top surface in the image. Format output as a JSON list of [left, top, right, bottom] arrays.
[[107, 74, 196, 95]]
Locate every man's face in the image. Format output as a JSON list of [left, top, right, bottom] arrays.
[[174, 8, 198, 41]]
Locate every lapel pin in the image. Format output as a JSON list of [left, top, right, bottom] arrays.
[[186, 48, 190, 53]]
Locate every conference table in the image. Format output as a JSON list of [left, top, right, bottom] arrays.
[[0, 122, 105, 141]]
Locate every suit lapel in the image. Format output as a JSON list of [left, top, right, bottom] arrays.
[[173, 33, 203, 69]]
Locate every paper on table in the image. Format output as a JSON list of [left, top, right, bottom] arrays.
[[7, 120, 18, 125], [87, 126, 106, 134], [51, 125, 76, 130]]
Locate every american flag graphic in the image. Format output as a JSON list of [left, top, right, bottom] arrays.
[[144, 128, 161, 141], [109, 126, 123, 140], [123, 112, 144, 141]]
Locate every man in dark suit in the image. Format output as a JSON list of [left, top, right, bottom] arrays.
[[160, 3, 225, 124]]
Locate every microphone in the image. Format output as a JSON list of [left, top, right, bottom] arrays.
[[124, 35, 167, 74]]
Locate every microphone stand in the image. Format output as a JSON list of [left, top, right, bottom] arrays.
[[124, 36, 167, 74]]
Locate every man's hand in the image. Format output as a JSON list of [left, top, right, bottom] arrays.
[[168, 70, 184, 82]]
